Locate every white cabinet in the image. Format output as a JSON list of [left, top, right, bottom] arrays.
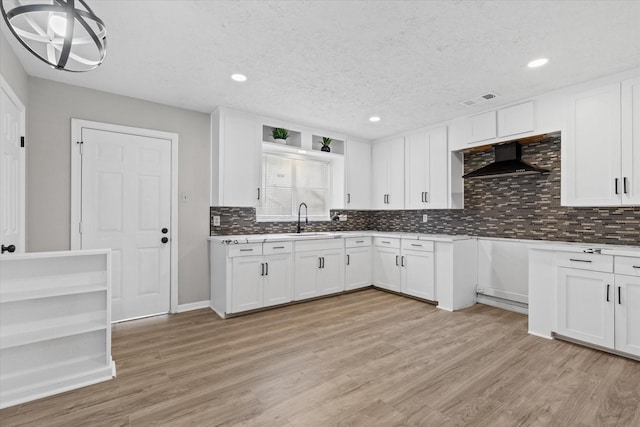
[[0, 250, 114, 409], [294, 239, 345, 300], [400, 240, 435, 301], [497, 101, 535, 137], [563, 77, 640, 207], [557, 267, 615, 348], [468, 110, 497, 143], [345, 138, 372, 209], [211, 108, 262, 207], [210, 241, 293, 316], [345, 237, 372, 290], [555, 253, 640, 358], [372, 138, 404, 209], [404, 126, 449, 209]]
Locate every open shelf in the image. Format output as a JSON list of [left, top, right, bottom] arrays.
[[262, 141, 345, 161], [1, 317, 107, 350], [262, 124, 302, 148], [0, 279, 107, 303], [311, 134, 345, 155]]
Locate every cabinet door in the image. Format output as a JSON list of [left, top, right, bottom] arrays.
[[564, 84, 621, 206], [387, 137, 405, 209], [221, 111, 261, 207], [231, 256, 264, 313], [345, 138, 372, 209], [318, 249, 345, 296], [468, 111, 497, 143], [614, 275, 640, 357], [621, 77, 640, 206], [497, 101, 535, 137], [401, 250, 435, 301], [294, 251, 321, 300], [557, 267, 614, 348], [371, 142, 389, 209], [427, 127, 449, 208], [346, 246, 372, 290], [263, 253, 293, 308], [404, 132, 428, 209], [373, 247, 401, 291]]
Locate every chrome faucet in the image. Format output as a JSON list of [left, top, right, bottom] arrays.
[[297, 202, 308, 233]]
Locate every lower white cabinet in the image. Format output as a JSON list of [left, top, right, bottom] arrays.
[[373, 240, 401, 292], [0, 250, 115, 409], [345, 237, 372, 290], [294, 239, 345, 300], [556, 258, 640, 358], [401, 247, 435, 301]]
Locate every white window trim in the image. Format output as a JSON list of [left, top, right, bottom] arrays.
[[257, 153, 332, 222]]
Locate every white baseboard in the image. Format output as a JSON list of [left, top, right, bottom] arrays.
[[476, 294, 528, 315], [177, 300, 211, 313], [528, 330, 553, 339]]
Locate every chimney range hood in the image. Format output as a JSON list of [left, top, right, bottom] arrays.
[[462, 142, 549, 179]]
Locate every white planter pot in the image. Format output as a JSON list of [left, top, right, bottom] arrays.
[[274, 138, 287, 144]]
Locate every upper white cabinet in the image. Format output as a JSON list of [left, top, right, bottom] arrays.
[[469, 110, 497, 143], [345, 138, 372, 209], [211, 108, 262, 207], [372, 138, 405, 209], [404, 126, 449, 209], [563, 77, 639, 206], [497, 101, 535, 137]]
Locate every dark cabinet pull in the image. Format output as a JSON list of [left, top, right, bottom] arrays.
[[265, 262, 268, 276], [322, 257, 325, 268], [161, 237, 169, 244], [401, 256, 405, 267], [346, 254, 350, 265], [618, 286, 622, 305], [347, 193, 351, 204], [387, 194, 390, 204], [606, 284, 610, 302], [425, 192, 429, 203], [615, 178, 619, 195], [411, 243, 422, 247], [396, 255, 399, 266], [569, 258, 592, 263], [257, 188, 261, 200], [272, 246, 285, 249], [319, 257, 322, 269], [260, 263, 264, 276], [623, 177, 628, 194], [421, 192, 425, 202], [633, 266, 640, 269], [1, 244, 16, 254], [355, 240, 364, 243], [381, 240, 391, 244], [240, 248, 253, 252]]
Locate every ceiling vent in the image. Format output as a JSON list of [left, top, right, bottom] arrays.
[[460, 92, 499, 107]]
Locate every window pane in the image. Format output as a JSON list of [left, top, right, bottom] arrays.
[[258, 187, 292, 216], [265, 156, 292, 187], [296, 189, 326, 216], [295, 160, 327, 188]]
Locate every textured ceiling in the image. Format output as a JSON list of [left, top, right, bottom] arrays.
[[2, 0, 640, 140]]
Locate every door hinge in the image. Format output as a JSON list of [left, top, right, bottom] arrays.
[[20, 136, 24, 148], [79, 222, 83, 234]]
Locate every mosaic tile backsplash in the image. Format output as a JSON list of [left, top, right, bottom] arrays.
[[211, 137, 640, 246]]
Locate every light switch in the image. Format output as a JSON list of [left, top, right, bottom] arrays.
[[422, 214, 428, 223], [213, 216, 221, 226]]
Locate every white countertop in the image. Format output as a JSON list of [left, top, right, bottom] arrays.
[[529, 241, 640, 257], [209, 231, 472, 244]]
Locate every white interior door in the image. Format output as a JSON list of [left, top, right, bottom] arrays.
[[0, 78, 25, 256], [80, 128, 172, 321]]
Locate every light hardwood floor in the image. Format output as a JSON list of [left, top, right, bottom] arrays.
[[1, 288, 639, 426]]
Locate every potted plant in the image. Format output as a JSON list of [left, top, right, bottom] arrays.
[[272, 128, 289, 144], [321, 137, 332, 152]]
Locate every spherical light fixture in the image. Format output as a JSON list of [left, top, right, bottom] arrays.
[[527, 58, 549, 68], [231, 73, 247, 82], [1, 0, 107, 72], [369, 116, 381, 122]]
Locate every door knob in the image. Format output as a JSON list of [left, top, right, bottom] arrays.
[[162, 228, 168, 234], [1, 244, 16, 254], [161, 237, 169, 244]]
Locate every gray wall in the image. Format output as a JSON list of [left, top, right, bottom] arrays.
[[0, 32, 29, 105], [27, 77, 211, 304]]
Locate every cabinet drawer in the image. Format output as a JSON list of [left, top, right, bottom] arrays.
[[614, 256, 640, 276], [373, 237, 400, 249], [345, 237, 372, 248], [228, 243, 263, 257], [401, 239, 434, 252], [295, 239, 344, 252], [555, 252, 613, 272], [263, 241, 293, 255]]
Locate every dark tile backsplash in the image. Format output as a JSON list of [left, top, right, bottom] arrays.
[[211, 136, 640, 246]]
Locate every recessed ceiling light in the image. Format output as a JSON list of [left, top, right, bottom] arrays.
[[369, 116, 381, 122], [231, 73, 247, 82], [297, 150, 306, 154], [527, 58, 549, 68]]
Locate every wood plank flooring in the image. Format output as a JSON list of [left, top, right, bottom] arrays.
[[1, 288, 639, 426]]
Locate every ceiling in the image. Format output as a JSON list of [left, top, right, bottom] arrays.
[[3, 0, 640, 140]]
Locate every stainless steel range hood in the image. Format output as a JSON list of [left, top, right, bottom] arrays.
[[462, 142, 549, 179]]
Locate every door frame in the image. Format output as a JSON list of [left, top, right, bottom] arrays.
[[70, 119, 179, 314], [0, 74, 26, 253]]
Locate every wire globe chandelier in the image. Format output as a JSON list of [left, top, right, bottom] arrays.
[[1, 0, 106, 72]]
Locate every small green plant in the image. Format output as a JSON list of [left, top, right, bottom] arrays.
[[272, 128, 289, 140], [322, 137, 332, 147]]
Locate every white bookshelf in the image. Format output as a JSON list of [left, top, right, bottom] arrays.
[[0, 250, 115, 409]]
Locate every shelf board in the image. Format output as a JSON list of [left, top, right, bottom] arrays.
[[0, 284, 107, 304], [0, 317, 107, 350], [262, 141, 344, 160], [0, 271, 107, 303]]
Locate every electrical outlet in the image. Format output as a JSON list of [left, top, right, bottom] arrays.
[[422, 214, 428, 223], [213, 216, 221, 226], [340, 215, 348, 221]]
